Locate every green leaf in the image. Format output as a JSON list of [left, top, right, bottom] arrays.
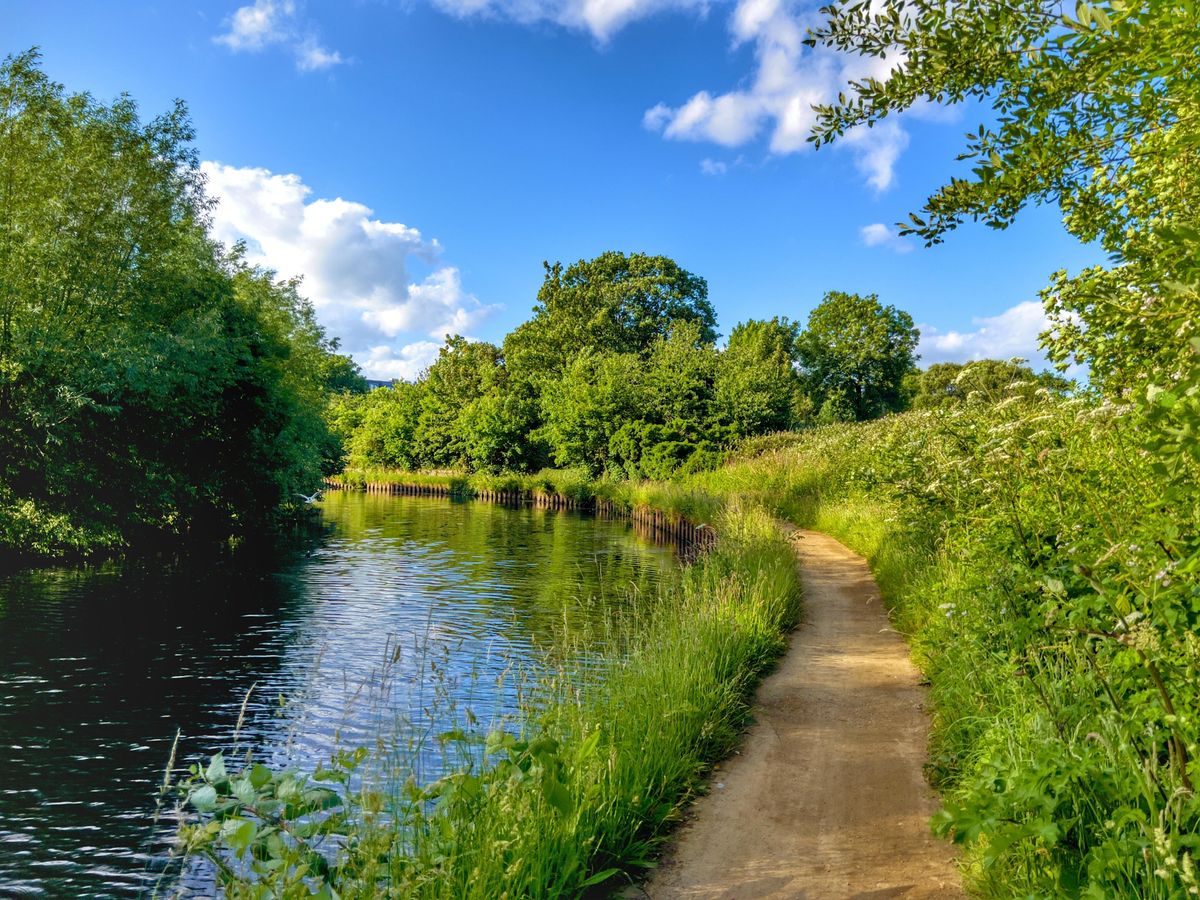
[[205, 753, 227, 784], [220, 818, 257, 856], [542, 777, 574, 816], [579, 867, 621, 888], [189, 784, 218, 813]]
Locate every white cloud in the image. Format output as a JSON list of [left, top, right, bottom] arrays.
[[201, 162, 496, 379], [295, 37, 345, 71], [918, 301, 1050, 365], [430, 0, 709, 42], [860, 221, 913, 253], [363, 342, 443, 382], [640, 0, 925, 190], [699, 158, 728, 175], [216, 0, 295, 50], [840, 118, 909, 191], [215, 0, 345, 72]]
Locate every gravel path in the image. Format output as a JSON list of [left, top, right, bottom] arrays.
[[637, 528, 965, 900]]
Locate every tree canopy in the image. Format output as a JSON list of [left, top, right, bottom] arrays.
[[806, 0, 1200, 394], [502, 251, 716, 382], [0, 50, 357, 557], [797, 292, 919, 420]]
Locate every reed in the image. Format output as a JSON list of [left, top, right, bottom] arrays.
[[174, 500, 801, 897]]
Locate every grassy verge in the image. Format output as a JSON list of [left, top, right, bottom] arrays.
[[176, 499, 801, 897], [676, 398, 1200, 898], [330, 465, 725, 525]]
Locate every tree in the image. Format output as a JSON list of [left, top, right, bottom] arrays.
[[643, 320, 720, 426], [805, 0, 1200, 393], [503, 251, 716, 382], [715, 318, 805, 436], [0, 50, 349, 554], [329, 382, 424, 470], [907, 360, 1071, 409], [414, 337, 506, 467], [797, 292, 918, 420], [539, 351, 647, 473], [460, 390, 540, 473]]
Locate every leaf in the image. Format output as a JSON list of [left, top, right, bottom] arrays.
[[220, 818, 257, 856], [189, 784, 218, 813], [205, 753, 227, 784], [232, 777, 256, 807], [579, 867, 621, 888], [542, 777, 574, 816]]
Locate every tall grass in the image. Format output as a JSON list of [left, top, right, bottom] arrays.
[[679, 398, 1200, 898], [175, 502, 802, 897]]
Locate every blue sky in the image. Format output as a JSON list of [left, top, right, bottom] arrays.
[[8, 1, 1106, 378]]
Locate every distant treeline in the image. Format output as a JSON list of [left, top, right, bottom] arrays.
[[329, 254, 1069, 479], [0, 51, 363, 559]]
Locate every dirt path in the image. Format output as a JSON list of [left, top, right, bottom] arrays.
[[637, 528, 964, 900]]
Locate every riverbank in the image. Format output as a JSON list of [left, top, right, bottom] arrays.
[[324, 468, 718, 552], [177, 491, 805, 897]]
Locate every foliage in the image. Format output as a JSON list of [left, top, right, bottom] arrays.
[[539, 350, 647, 472], [331, 267, 927, 481], [806, 0, 1200, 397], [905, 359, 1072, 409], [414, 337, 508, 469], [502, 251, 716, 383], [0, 50, 351, 558], [715, 317, 806, 435], [328, 381, 424, 471], [797, 291, 919, 420], [176, 502, 801, 898]]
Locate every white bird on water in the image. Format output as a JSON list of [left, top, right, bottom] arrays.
[[295, 490, 322, 504]]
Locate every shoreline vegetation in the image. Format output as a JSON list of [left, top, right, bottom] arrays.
[[174, 491, 804, 898], [183, 375, 1200, 898]]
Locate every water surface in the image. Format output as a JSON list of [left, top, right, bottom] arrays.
[[0, 493, 676, 897]]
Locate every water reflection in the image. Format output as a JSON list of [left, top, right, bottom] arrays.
[[0, 493, 676, 897]]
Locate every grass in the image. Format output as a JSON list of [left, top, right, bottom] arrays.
[[186, 391, 1200, 898], [330, 466, 726, 526], [176, 498, 802, 898]]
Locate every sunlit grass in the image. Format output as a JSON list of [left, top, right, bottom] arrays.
[[175, 500, 802, 897]]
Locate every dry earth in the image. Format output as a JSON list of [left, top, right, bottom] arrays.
[[634, 528, 964, 900]]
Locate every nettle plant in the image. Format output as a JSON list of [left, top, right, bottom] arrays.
[[176, 747, 372, 897], [174, 725, 615, 898]]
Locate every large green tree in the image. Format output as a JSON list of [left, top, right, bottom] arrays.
[[414, 336, 508, 468], [715, 317, 805, 435], [502, 251, 716, 382], [806, 0, 1200, 394], [797, 292, 918, 420], [539, 350, 647, 472], [0, 50, 348, 555]]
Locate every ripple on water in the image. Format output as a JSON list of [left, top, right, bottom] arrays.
[[0, 493, 677, 896]]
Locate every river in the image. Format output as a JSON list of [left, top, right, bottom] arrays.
[[0, 492, 677, 897]]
